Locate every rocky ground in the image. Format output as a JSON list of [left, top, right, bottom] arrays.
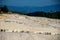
[[0, 32, 60, 40], [0, 12, 60, 40]]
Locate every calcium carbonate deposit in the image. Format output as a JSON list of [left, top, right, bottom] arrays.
[[0, 13, 60, 40]]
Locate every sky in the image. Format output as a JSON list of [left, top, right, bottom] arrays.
[[1, 0, 60, 7]]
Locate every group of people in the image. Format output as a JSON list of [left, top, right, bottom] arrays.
[[0, 29, 52, 35], [0, 29, 6, 32]]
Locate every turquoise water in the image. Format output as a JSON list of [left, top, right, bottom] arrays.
[[0, 0, 60, 13], [7, 5, 60, 13], [1, 4, 60, 13]]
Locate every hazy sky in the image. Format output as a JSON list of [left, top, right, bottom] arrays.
[[1, 0, 60, 7]]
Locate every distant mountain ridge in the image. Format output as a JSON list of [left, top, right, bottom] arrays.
[[6, 4, 60, 13]]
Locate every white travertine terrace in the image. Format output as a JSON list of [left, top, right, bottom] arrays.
[[0, 13, 60, 40], [0, 13, 60, 35]]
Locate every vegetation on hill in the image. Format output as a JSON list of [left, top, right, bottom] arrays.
[[26, 12, 60, 19], [0, 7, 1, 13], [0, 5, 9, 13]]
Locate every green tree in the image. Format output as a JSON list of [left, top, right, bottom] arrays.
[[2, 5, 9, 13]]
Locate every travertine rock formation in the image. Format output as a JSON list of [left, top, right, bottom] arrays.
[[0, 13, 60, 40]]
